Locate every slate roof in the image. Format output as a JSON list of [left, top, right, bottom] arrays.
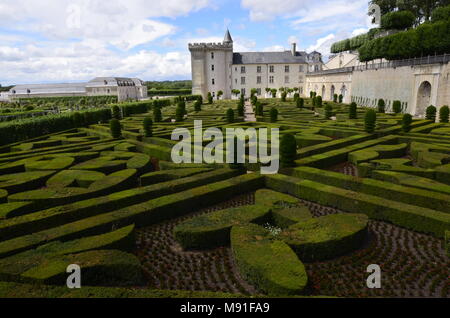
[[10, 83, 87, 95], [233, 51, 309, 65], [224, 29, 233, 43]]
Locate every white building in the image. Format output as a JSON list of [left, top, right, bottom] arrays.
[[9, 77, 148, 102], [189, 30, 323, 99]]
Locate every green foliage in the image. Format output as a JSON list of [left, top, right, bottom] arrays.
[[359, 18, 450, 61], [426, 105, 437, 121], [280, 134, 297, 168], [381, 11, 416, 30], [109, 119, 122, 139], [293, 93, 299, 102], [377, 99, 386, 113], [349, 102, 357, 119], [153, 106, 162, 122], [226, 108, 235, 123], [270, 107, 278, 123], [194, 99, 202, 112], [143, 117, 153, 137], [72, 112, 84, 127], [237, 99, 244, 117], [316, 96, 322, 107], [251, 94, 257, 106], [175, 105, 185, 122], [365, 109, 377, 133], [402, 114, 413, 132], [112, 106, 122, 120], [271, 89, 277, 98], [255, 102, 264, 116], [338, 94, 343, 103], [393, 100, 402, 114], [333, 94, 338, 103], [324, 104, 333, 119], [146, 80, 191, 90], [439, 105, 450, 123], [207, 92, 213, 104], [431, 4, 450, 22], [296, 98, 304, 109], [281, 92, 287, 102]]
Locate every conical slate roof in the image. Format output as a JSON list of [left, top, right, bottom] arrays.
[[223, 29, 233, 43]]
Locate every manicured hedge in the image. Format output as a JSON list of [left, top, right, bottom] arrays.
[[0, 109, 112, 146], [0, 168, 243, 243], [21, 249, 143, 286], [140, 168, 212, 186], [265, 174, 450, 238], [358, 19, 450, 61], [231, 223, 308, 296], [281, 213, 368, 262], [0, 225, 135, 282], [0, 173, 264, 257], [174, 205, 272, 250]]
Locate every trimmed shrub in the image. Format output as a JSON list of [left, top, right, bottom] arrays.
[[324, 104, 332, 119], [393, 100, 402, 114], [280, 134, 297, 168], [377, 99, 385, 113], [143, 117, 153, 137], [439, 105, 449, 123], [293, 93, 299, 102], [237, 99, 244, 116], [364, 109, 377, 133], [270, 107, 278, 123], [231, 224, 308, 296], [194, 99, 202, 112], [316, 96, 322, 107], [339, 94, 343, 103], [402, 114, 413, 132], [281, 92, 287, 102], [381, 11, 415, 30], [226, 108, 235, 123], [207, 92, 213, 104], [109, 119, 122, 139], [333, 94, 338, 103], [153, 106, 162, 122], [426, 105, 437, 121], [72, 112, 84, 127], [173, 205, 272, 250], [112, 106, 122, 120], [281, 213, 368, 262], [349, 102, 357, 119], [175, 105, 185, 122], [297, 98, 304, 109], [432, 5, 450, 22]]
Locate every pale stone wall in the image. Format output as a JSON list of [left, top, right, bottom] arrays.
[[306, 71, 353, 103], [231, 63, 308, 97]]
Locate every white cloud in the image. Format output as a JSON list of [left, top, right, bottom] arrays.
[[288, 36, 299, 45], [306, 34, 335, 55], [0, 0, 211, 50], [262, 45, 285, 52]]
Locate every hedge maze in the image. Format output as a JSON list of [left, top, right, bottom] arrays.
[[0, 96, 448, 298]]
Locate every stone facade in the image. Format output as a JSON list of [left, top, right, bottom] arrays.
[[189, 30, 323, 99], [9, 77, 148, 102]]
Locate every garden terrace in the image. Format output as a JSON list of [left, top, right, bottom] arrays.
[[0, 97, 448, 298]]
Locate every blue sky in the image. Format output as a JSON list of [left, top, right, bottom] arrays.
[[0, 0, 375, 85]]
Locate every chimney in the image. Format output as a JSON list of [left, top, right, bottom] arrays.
[[291, 43, 297, 56]]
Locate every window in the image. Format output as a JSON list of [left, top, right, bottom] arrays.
[[298, 75, 303, 83], [269, 65, 274, 73], [314, 65, 319, 72], [269, 76, 274, 84], [212, 79, 215, 85], [257, 76, 262, 84], [241, 88, 246, 96], [235, 67, 237, 71], [211, 52, 214, 59], [212, 65, 215, 71], [241, 66, 246, 74], [299, 65, 304, 72], [212, 92, 215, 97], [285, 76, 289, 84], [235, 79, 238, 84], [257, 88, 261, 96], [285, 65, 290, 73], [257, 66, 262, 73], [241, 77, 246, 85]]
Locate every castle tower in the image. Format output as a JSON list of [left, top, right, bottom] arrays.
[[189, 30, 234, 100]]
